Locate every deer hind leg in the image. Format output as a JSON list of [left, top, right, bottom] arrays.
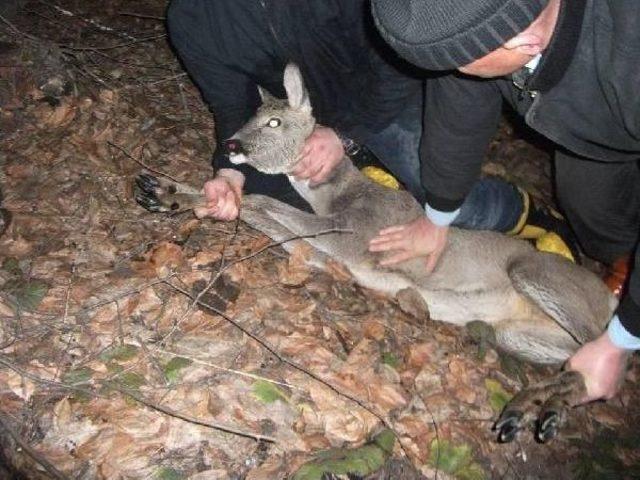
[[490, 316, 584, 443], [490, 252, 614, 444], [135, 173, 205, 213], [494, 370, 586, 444]]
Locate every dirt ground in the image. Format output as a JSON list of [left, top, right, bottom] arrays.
[[1, 1, 639, 479]]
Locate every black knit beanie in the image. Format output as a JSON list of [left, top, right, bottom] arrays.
[[372, 0, 549, 70]]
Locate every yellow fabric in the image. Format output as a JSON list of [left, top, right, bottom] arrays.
[[517, 224, 547, 240], [506, 187, 575, 262], [536, 232, 576, 263], [506, 187, 530, 236], [360, 166, 401, 190]]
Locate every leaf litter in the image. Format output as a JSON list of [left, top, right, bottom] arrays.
[[0, 1, 639, 479]]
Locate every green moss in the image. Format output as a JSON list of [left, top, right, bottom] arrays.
[[252, 380, 289, 404], [484, 378, 512, 414], [99, 344, 139, 363], [293, 429, 395, 480], [155, 467, 184, 480], [381, 352, 399, 368], [428, 439, 485, 480], [163, 357, 192, 383], [62, 367, 93, 385]]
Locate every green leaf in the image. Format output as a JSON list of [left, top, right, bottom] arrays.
[[62, 367, 93, 385], [1, 257, 21, 276], [428, 439, 486, 480], [119, 372, 146, 390], [163, 357, 192, 383], [99, 344, 139, 363], [373, 429, 396, 454], [465, 321, 496, 360], [155, 467, 184, 480], [381, 352, 399, 368], [429, 439, 472, 474], [252, 380, 289, 404], [3, 278, 49, 311], [457, 462, 486, 480], [484, 378, 512, 414], [293, 430, 394, 480]]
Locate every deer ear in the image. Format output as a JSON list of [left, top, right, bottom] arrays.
[[283, 63, 311, 113], [258, 86, 276, 103]]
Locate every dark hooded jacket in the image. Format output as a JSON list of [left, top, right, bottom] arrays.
[[166, 0, 421, 183]]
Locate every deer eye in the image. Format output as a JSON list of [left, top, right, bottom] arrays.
[[267, 118, 281, 128]]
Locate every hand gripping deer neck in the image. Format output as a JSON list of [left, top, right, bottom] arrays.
[[136, 64, 617, 444]]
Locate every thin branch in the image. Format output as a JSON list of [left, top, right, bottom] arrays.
[[0, 355, 274, 444], [119, 12, 166, 21], [163, 281, 410, 455], [160, 226, 353, 346], [152, 346, 305, 391], [0, 415, 68, 480], [114, 386, 276, 443], [106, 140, 182, 183], [0, 13, 40, 42], [60, 34, 166, 52]]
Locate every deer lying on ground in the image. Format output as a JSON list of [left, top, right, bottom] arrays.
[[135, 64, 617, 444]]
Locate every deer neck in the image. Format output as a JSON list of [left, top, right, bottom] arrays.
[[287, 156, 360, 216]]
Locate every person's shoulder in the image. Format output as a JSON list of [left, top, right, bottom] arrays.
[[593, 1, 640, 56]]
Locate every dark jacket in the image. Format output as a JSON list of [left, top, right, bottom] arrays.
[[422, 0, 640, 337], [166, 0, 421, 179]]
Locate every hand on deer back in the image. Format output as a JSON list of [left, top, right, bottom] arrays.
[[369, 216, 449, 273]]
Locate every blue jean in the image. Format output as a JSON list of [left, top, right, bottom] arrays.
[[361, 98, 523, 233]]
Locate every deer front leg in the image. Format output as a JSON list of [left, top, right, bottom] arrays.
[[135, 173, 205, 213]]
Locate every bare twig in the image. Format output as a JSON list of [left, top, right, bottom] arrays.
[[152, 346, 305, 391], [0, 355, 273, 444], [60, 34, 166, 52], [162, 281, 410, 453], [160, 226, 353, 346], [38, 0, 137, 41], [144, 72, 188, 87], [119, 12, 166, 21], [72, 276, 176, 316], [107, 140, 182, 183], [0, 415, 68, 480], [114, 386, 276, 443], [0, 13, 40, 42]]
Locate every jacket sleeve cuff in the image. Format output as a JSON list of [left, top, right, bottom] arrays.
[[423, 189, 465, 214], [607, 315, 640, 350], [616, 293, 640, 337], [425, 203, 461, 227]]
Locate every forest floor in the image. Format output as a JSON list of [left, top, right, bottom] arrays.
[[0, 1, 639, 479]]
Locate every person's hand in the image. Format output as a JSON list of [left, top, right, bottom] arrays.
[[194, 169, 245, 221], [368, 216, 449, 273], [566, 331, 630, 403], [292, 125, 345, 186]]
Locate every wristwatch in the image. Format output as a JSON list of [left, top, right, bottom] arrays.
[[335, 131, 361, 157]]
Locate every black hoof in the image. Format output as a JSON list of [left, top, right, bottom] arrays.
[[494, 410, 523, 443], [536, 410, 559, 443], [135, 191, 167, 212], [135, 174, 160, 194]]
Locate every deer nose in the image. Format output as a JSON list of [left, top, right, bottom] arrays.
[[223, 139, 244, 156]]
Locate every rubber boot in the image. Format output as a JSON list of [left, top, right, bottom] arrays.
[[507, 188, 581, 263]]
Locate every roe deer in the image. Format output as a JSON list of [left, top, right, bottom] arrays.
[[135, 64, 617, 444]]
